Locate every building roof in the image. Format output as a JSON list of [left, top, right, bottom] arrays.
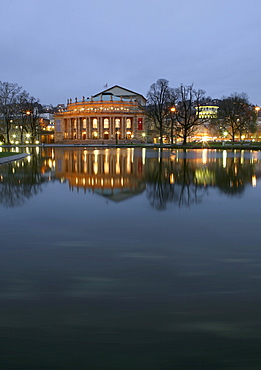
[[92, 85, 146, 102]]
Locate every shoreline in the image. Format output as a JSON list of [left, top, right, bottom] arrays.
[[1, 142, 261, 150], [1, 141, 261, 165]]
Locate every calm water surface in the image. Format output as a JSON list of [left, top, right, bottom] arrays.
[[1, 147, 261, 369]]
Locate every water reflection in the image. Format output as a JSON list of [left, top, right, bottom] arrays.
[[0, 149, 54, 208], [55, 148, 261, 208], [1, 147, 261, 369], [55, 148, 145, 201], [0, 147, 261, 208]]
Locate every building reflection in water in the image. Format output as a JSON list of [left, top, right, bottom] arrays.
[[1, 147, 261, 209], [54, 148, 261, 207], [55, 148, 146, 201]]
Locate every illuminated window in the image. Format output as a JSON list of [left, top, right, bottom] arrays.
[[83, 119, 86, 129], [93, 118, 98, 128], [115, 118, 120, 128], [104, 118, 109, 128], [126, 118, 131, 128]]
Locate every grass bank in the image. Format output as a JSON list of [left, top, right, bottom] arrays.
[[158, 141, 261, 150], [0, 152, 19, 158]]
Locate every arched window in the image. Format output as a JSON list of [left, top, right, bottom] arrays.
[[126, 118, 131, 128], [104, 118, 109, 128], [93, 118, 98, 129], [115, 118, 120, 128]]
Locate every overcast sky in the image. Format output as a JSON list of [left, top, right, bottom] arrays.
[[1, 0, 261, 106]]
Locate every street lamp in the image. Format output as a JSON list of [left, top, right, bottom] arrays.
[[170, 106, 176, 144], [254, 106, 260, 141]]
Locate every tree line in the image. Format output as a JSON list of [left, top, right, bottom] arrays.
[[145, 79, 258, 144], [0, 81, 60, 145], [0, 81, 44, 144]]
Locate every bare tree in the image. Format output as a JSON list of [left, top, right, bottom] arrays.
[[23, 96, 42, 143], [0, 81, 25, 144], [166, 88, 179, 144], [16, 91, 30, 143], [218, 93, 257, 141], [175, 84, 206, 144], [146, 79, 171, 144]]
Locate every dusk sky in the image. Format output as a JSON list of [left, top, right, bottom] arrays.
[[2, 0, 261, 106]]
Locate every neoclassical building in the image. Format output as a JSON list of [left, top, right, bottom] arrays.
[[54, 85, 146, 143]]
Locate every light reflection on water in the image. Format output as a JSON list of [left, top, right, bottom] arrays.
[[1, 148, 261, 369]]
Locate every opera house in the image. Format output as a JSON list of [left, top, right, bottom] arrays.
[[54, 85, 146, 143]]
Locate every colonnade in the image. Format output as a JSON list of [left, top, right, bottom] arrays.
[[63, 116, 137, 140]]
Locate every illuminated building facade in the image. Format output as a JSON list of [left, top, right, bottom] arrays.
[[196, 105, 219, 119], [192, 105, 219, 141], [54, 86, 146, 143]]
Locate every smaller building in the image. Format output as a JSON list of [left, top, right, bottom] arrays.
[[196, 105, 219, 119]]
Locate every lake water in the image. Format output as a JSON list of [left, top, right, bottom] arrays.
[[1, 147, 261, 369]]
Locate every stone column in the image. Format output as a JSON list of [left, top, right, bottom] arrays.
[[110, 117, 113, 139], [99, 117, 102, 139], [86, 117, 89, 139], [77, 118, 81, 139], [133, 116, 136, 139], [122, 117, 126, 139], [69, 118, 72, 139]]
